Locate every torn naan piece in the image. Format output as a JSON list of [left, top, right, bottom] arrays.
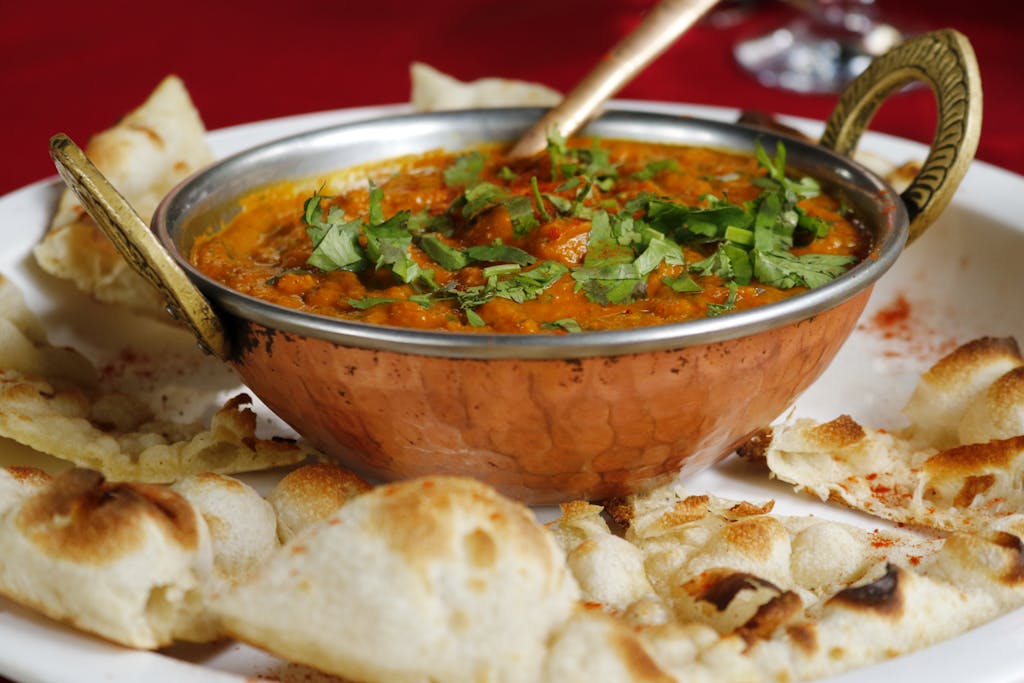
[[35, 75, 214, 316], [754, 337, 1024, 532], [170, 472, 279, 583], [0, 276, 312, 481], [218, 476, 580, 683], [0, 468, 216, 648], [602, 486, 939, 630], [265, 462, 372, 543], [410, 62, 561, 112], [561, 484, 1024, 683]]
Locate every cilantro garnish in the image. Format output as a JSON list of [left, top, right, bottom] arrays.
[[298, 137, 857, 328], [542, 318, 583, 333], [443, 151, 486, 188], [348, 294, 433, 310], [631, 159, 679, 181], [706, 282, 739, 317], [303, 193, 367, 273]]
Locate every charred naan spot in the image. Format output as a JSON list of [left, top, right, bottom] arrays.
[[989, 531, 1024, 583], [464, 528, 498, 568], [609, 627, 675, 683], [785, 622, 818, 655], [808, 415, 866, 449], [126, 123, 165, 148], [697, 571, 781, 611], [736, 428, 772, 460], [721, 516, 786, 562], [926, 436, 1024, 478], [922, 337, 1022, 389], [828, 563, 903, 616], [660, 495, 711, 527], [727, 499, 775, 518], [738, 590, 803, 642], [15, 468, 200, 564], [952, 473, 996, 507]]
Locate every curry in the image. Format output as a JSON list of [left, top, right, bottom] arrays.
[[190, 137, 870, 333]]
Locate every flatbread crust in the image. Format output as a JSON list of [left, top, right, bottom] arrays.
[[34, 75, 214, 316], [217, 476, 580, 683], [0, 275, 312, 481], [0, 468, 215, 648], [751, 337, 1024, 532], [410, 62, 561, 112]]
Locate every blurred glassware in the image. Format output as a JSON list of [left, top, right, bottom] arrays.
[[734, 0, 904, 93]]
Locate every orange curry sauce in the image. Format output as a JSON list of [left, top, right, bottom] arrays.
[[190, 139, 870, 333]]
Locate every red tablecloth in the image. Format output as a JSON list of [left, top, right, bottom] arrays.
[[0, 0, 1020, 197]]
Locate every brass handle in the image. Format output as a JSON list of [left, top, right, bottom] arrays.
[[507, 0, 720, 159], [49, 134, 229, 359], [820, 29, 982, 244]]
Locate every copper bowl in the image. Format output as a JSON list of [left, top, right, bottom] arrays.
[[52, 31, 980, 504]]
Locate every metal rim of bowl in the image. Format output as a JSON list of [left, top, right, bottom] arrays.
[[154, 107, 908, 360]]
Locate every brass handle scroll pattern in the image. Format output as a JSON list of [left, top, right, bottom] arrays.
[[48, 134, 229, 359], [819, 29, 982, 244]]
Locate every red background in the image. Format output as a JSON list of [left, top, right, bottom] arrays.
[[0, 0, 1020, 197]]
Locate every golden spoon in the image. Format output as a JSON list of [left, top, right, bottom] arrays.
[[507, 0, 721, 159]]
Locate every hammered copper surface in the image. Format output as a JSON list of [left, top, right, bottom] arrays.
[[230, 290, 869, 504]]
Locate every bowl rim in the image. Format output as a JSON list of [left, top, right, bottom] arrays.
[[154, 107, 908, 360]]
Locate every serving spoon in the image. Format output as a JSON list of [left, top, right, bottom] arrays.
[[507, 0, 721, 159]]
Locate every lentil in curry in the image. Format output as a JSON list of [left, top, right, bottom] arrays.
[[190, 137, 870, 333]]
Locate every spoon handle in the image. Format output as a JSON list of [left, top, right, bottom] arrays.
[[507, 0, 720, 159]]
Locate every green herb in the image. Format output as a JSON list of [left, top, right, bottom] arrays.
[[465, 242, 536, 266], [504, 195, 539, 235], [498, 165, 518, 181], [348, 294, 433, 310], [631, 159, 679, 181], [419, 234, 471, 271], [443, 151, 486, 188], [461, 181, 507, 219], [303, 192, 367, 273], [465, 308, 486, 327], [530, 176, 552, 222], [407, 210, 451, 235], [706, 282, 739, 317], [542, 318, 583, 333], [662, 273, 702, 293], [265, 268, 312, 285], [482, 263, 521, 278], [752, 251, 854, 289]]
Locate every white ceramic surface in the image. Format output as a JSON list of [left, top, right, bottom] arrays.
[[1, 102, 1023, 683]]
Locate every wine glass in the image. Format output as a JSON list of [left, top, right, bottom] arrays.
[[733, 0, 904, 94]]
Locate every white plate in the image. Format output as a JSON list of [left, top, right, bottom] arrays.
[[1, 103, 1023, 683]]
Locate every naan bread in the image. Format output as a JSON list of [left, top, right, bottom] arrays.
[[265, 462, 372, 543], [754, 337, 1024, 532], [410, 62, 561, 112], [218, 476, 580, 683], [34, 75, 214, 316], [0, 276, 312, 481], [539, 484, 1024, 683], [171, 472, 279, 582], [0, 468, 214, 648]]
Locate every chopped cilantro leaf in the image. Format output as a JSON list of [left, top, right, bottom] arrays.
[[419, 234, 470, 271], [662, 273, 702, 293], [753, 251, 855, 289], [542, 318, 583, 333], [504, 195, 539, 235], [443, 151, 485, 188], [707, 282, 739, 317], [465, 243, 536, 266], [631, 159, 679, 181], [347, 294, 433, 310]]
